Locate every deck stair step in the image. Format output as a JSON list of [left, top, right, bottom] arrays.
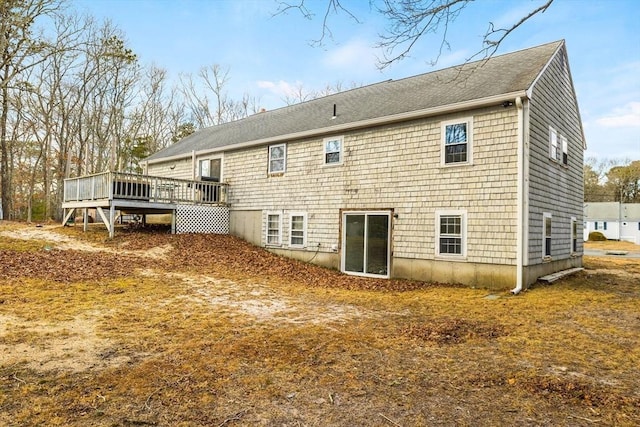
[[538, 267, 584, 284]]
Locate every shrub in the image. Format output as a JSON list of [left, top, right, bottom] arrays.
[[588, 231, 607, 241]]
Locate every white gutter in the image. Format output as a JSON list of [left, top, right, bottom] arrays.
[[512, 96, 525, 295], [146, 91, 528, 165]]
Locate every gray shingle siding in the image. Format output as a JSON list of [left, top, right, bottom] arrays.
[[527, 45, 585, 265]]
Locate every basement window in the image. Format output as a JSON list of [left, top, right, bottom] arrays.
[[571, 217, 578, 253], [266, 212, 282, 246], [289, 212, 307, 247], [543, 213, 552, 257]]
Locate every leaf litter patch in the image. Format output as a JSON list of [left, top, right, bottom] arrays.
[[400, 318, 506, 344]]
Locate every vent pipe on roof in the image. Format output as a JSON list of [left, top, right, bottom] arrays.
[[332, 104, 337, 119]]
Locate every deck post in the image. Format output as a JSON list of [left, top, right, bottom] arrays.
[[83, 208, 88, 232], [62, 208, 75, 226], [109, 204, 116, 238], [171, 209, 176, 234]]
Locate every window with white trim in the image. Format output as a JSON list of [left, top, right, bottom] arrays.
[[571, 217, 578, 253], [268, 144, 286, 174], [561, 136, 568, 165], [442, 119, 472, 165], [289, 212, 307, 247], [266, 213, 282, 245], [549, 127, 559, 162], [436, 210, 466, 257], [323, 137, 343, 165], [199, 158, 221, 181], [543, 213, 552, 257]]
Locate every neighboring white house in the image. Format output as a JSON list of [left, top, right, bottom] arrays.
[[584, 202, 640, 244]]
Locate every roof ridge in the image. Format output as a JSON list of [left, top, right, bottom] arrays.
[[146, 40, 565, 163]]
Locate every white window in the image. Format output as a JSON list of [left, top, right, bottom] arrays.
[[266, 212, 282, 246], [199, 158, 221, 180], [549, 127, 559, 162], [436, 210, 466, 257], [571, 217, 578, 253], [561, 136, 568, 165], [324, 137, 343, 165], [289, 212, 307, 247], [268, 144, 286, 174], [543, 213, 552, 257], [442, 118, 472, 165]]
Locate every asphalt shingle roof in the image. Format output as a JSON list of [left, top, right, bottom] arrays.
[[146, 40, 563, 162]]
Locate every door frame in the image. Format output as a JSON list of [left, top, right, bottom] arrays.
[[340, 209, 392, 279]]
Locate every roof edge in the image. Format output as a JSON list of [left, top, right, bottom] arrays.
[[147, 90, 527, 164]]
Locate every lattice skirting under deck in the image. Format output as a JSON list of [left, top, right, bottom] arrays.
[[175, 205, 229, 234]]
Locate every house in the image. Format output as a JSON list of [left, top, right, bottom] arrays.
[[584, 202, 640, 244], [65, 40, 584, 292]]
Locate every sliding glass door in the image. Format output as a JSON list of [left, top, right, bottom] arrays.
[[342, 211, 390, 278]]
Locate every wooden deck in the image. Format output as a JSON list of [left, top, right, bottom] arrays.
[[62, 171, 229, 237]]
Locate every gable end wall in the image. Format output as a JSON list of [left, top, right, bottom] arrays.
[[527, 45, 584, 267]]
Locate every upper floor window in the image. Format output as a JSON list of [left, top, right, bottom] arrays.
[[199, 158, 221, 181], [442, 118, 472, 165], [561, 135, 568, 165], [269, 144, 286, 174], [549, 127, 559, 162], [324, 137, 343, 165]]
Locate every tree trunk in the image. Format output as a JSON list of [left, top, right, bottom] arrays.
[[0, 79, 11, 220]]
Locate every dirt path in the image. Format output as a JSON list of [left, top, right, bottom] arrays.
[[1, 225, 386, 373], [0, 226, 172, 259]]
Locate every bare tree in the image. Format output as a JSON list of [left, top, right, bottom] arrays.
[[276, 0, 554, 69], [180, 64, 260, 128], [282, 80, 359, 105], [0, 0, 66, 220]]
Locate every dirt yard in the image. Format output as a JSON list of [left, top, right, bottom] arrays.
[[1, 223, 639, 426]]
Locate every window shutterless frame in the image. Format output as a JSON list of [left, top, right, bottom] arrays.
[[289, 212, 307, 248], [268, 143, 286, 174], [323, 136, 343, 165], [571, 216, 578, 253], [265, 212, 282, 246], [441, 118, 473, 166], [549, 127, 559, 162], [543, 212, 552, 257], [435, 210, 467, 258]]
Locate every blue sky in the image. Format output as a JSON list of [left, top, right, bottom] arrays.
[[70, 0, 639, 161]]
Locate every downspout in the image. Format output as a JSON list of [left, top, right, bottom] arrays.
[[512, 97, 525, 294]]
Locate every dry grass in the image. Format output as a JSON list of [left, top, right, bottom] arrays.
[[1, 222, 639, 426], [585, 239, 640, 252]]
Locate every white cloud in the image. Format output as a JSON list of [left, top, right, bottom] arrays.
[[256, 80, 304, 100], [322, 38, 378, 70], [596, 102, 640, 128]]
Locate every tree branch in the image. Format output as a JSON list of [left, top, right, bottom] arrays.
[[470, 0, 554, 62]]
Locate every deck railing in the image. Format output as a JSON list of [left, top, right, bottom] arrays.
[[63, 171, 228, 205]]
